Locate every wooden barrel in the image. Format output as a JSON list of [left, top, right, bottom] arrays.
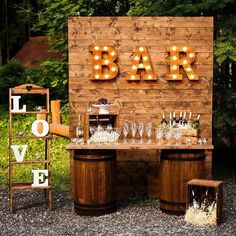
[[73, 150, 117, 216], [159, 149, 205, 215]]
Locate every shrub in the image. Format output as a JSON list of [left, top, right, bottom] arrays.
[[0, 59, 26, 104]]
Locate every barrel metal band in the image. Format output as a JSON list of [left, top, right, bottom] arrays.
[[160, 199, 186, 206], [161, 156, 205, 161], [74, 156, 115, 162], [74, 200, 117, 209]]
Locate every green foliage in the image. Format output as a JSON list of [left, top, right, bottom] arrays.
[[215, 16, 236, 64], [32, 0, 130, 53], [0, 0, 32, 62], [128, 0, 234, 16], [0, 59, 25, 104], [26, 59, 68, 101], [0, 58, 68, 104], [213, 88, 236, 147]]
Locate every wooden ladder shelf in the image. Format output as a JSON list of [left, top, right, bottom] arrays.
[[8, 84, 52, 213]]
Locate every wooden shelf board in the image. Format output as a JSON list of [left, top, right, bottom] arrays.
[[187, 179, 223, 187], [11, 182, 51, 190], [11, 160, 50, 165], [11, 111, 49, 115], [11, 135, 52, 139]]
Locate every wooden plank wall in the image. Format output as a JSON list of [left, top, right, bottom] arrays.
[[68, 17, 213, 197]]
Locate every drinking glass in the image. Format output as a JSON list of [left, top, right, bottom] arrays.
[[122, 122, 129, 143], [89, 126, 96, 137], [131, 122, 137, 143], [146, 122, 153, 143], [138, 122, 144, 143], [156, 128, 163, 144], [106, 123, 113, 133], [174, 130, 182, 145], [165, 130, 172, 144], [114, 127, 121, 144]]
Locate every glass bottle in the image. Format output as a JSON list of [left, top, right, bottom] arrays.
[[179, 111, 183, 126], [188, 112, 192, 128], [169, 112, 173, 127], [182, 112, 188, 126], [76, 115, 84, 139], [172, 112, 177, 126], [161, 112, 168, 125], [193, 114, 201, 129]]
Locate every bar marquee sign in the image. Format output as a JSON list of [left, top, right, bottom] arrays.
[[89, 45, 199, 81]]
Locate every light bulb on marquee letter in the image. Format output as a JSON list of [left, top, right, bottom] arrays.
[[166, 46, 199, 81], [89, 45, 118, 80], [126, 46, 156, 81], [31, 119, 49, 137]]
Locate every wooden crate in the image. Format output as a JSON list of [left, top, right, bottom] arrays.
[[84, 113, 119, 142], [187, 179, 223, 225]]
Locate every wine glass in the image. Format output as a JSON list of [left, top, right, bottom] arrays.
[[122, 122, 129, 143], [106, 123, 113, 133], [165, 130, 172, 144], [89, 126, 96, 137], [174, 130, 182, 145], [131, 122, 137, 143], [114, 127, 121, 144], [146, 122, 153, 143], [138, 122, 144, 144], [156, 128, 163, 144]]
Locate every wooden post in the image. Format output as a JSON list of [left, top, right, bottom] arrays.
[[51, 100, 61, 124], [50, 100, 70, 138]]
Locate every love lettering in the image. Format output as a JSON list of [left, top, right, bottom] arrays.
[[10, 96, 49, 187], [89, 45, 199, 81]]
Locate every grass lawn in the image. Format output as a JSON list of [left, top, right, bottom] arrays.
[[0, 106, 70, 191]]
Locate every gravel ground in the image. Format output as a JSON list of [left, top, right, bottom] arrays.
[[0, 183, 236, 236]]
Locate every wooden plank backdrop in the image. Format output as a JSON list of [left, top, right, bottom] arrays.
[[68, 17, 213, 197]]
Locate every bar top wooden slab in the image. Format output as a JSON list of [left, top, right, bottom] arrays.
[[66, 142, 213, 150]]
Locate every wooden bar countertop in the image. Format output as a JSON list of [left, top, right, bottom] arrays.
[[66, 141, 213, 150]]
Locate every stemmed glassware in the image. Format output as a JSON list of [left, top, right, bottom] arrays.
[[89, 126, 96, 136], [131, 122, 137, 143], [114, 127, 121, 144], [165, 130, 172, 144], [156, 128, 163, 144], [146, 122, 153, 143], [106, 123, 113, 133], [138, 122, 144, 144], [174, 130, 182, 145], [122, 122, 129, 144]]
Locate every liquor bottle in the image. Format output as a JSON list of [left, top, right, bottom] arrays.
[[172, 112, 177, 125], [169, 112, 173, 127], [188, 112, 192, 127], [192, 189, 200, 209], [182, 112, 188, 126], [193, 114, 201, 129], [179, 112, 183, 125], [76, 115, 84, 138], [201, 188, 209, 211], [161, 112, 168, 125]]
